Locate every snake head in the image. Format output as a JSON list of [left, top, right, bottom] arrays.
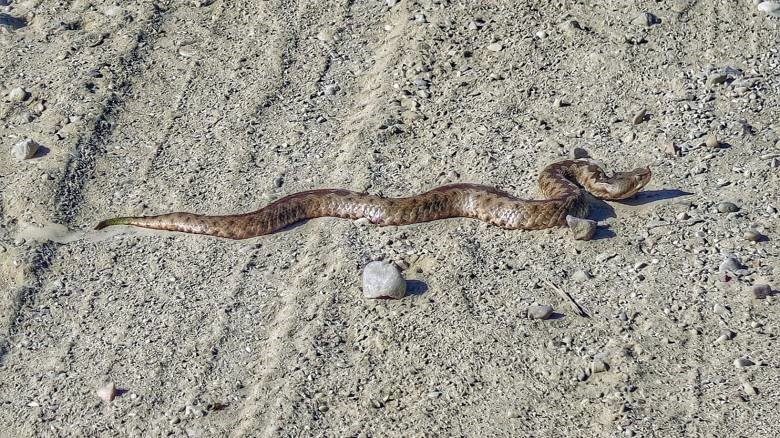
[[596, 167, 652, 200], [613, 167, 652, 199]]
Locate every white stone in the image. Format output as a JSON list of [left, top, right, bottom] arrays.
[[362, 261, 406, 299], [8, 86, 28, 101], [97, 382, 117, 402], [527, 304, 553, 320], [486, 42, 503, 52], [11, 138, 40, 160]]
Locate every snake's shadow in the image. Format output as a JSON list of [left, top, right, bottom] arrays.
[[616, 189, 693, 206], [585, 189, 691, 239], [587, 189, 692, 221]]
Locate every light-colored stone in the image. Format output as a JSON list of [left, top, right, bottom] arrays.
[[362, 261, 406, 299], [572, 270, 591, 283], [527, 304, 553, 320], [97, 382, 117, 402], [632, 108, 647, 125], [705, 133, 719, 149], [11, 139, 40, 160], [707, 73, 728, 86], [718, 255, 743, 274], [591, 358, 609, 374], [566, 215, 596, 241], [716, 202, 739, 213], [662, 142, 680, 156], [8, 86, 28, 102], [486, 42, 503, 52], [631, 12, 658, 26], [743, 229, 764, 242], [734, 357, 755, 369]]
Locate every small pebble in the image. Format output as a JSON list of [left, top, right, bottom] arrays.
[[743, 382, 758, 396], [591, 358, 610, 374], [662, 142, 680, 156], [486, 42, 503, 52], [707, 73, 728, 87], [566, 215, 596, 241], [8, 86, 29, 102], [362, 261, 406, 299], [323, 84, 340, 96], [631, 12, 659, 26], [572, 270, 591, 283], [11, 139, 41, 160], [97, 382, 117, 402], [743, 229, 764, 242], [572, 147, 590, 159], [715, 329, 736, 343], [705, 133, 720, 149], [734, 357, 755, 369], [718, 256, 743, 274], [631, 108, 647, 125], [749, 284, 771, 299], [716, 202, 739, 213], [527, 304, 554, 320]]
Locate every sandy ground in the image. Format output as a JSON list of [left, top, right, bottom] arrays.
[[1, 0, 779, 436]]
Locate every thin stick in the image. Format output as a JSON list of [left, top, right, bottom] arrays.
[[544, 279, 590, 318]]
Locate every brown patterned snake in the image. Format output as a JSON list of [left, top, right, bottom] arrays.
[[95, 159, 651, 240]]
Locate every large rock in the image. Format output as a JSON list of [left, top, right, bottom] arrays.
[[362, 261, 406, 299]]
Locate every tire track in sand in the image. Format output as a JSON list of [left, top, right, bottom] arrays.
[[230, 1, 416, 435], [0, 4, 171, 366]]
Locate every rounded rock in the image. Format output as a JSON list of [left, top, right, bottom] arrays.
[[718, 256, 743, 274], [749, 284, 771, 299], [566, 215, 596, 241], [486, 42, 503, 52], [734, 357, 755, 369], [8, 86, 29, 102], [362, 261, 406, 299], [527, 304, 554, 320], [716, 202, 740, 213], [572, 270, 591, 283], [11, 139, 40, 160], [705, 133, 720, 149], [743, 229, 765, 242], [590, 358, 610, 374], [572, 147, 590, 159], [97, 382, 117, 402], [631, 108, 647, 125]]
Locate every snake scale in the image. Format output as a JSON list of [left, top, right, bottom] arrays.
[[95, 159, 651, 240]]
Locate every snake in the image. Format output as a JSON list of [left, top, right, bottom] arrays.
[[95, 159, 651, 240]]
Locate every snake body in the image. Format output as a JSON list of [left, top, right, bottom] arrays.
[[96, 159, 651, 240]]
